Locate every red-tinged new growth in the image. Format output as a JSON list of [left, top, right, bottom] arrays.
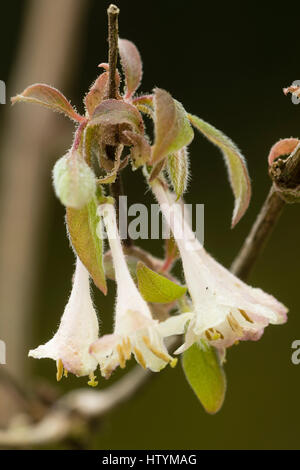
[[268, 138, 300, 166]]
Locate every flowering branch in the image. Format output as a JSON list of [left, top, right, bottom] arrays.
[[0, 163, 290, 447], [1, 1, 296, 450]]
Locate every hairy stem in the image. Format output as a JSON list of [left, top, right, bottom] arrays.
[[106, 4, 132, 245], [107, 4, 119, 100]]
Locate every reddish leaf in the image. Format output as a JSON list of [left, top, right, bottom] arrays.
[[123, 130, 151, 169], [149, 158, 167, 182], [84, 72, 109, 117], [90, 99, 144, 134], [118, 39, 143, 99], [151, 88, 194, 165], [11, 83, 83, 122]]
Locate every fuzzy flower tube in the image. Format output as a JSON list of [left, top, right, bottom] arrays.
[[90, 202, 177, 378], [29, 257, 99, 386]]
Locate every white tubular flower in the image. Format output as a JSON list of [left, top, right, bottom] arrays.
[[152, 181, 288, 355], [90, 202, 177, 378], [29, 257, 99, 386]]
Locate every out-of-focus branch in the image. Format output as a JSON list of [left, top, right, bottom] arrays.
[[0, 0, 88, 381], [0, 366, 151, 448]]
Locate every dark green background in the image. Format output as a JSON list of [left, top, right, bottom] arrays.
[[2, 0, 300, 449]]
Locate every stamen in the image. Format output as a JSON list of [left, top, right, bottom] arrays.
[[63, 368, 68, 378], [56, 359, 64, 382], [133, 346, 146, 369], [214, 329, 224, 339], [170, 358, 178, 368], [88, 372, 98, 387], [227, 313, 243, 336], [102, 366, 113, 380], [208, 328, 223, 340], [205, 330, 213, 341], [239, 309, 254, 323], [116, 343, 126, 368], [122, 337, 132, 360], [142, 335, 172, 363]]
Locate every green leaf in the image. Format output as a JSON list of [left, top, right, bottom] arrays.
[[188, 113, 251, 227], [66, 197, 107, 294], [11, 83, 83, 122], [151, 88, 194, 165], [182, 341, 226, 414], [167, 147, 189, 200], [136, 261, 186, 303], [118, 39, 143, 99]]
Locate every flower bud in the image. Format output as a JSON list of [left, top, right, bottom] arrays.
[[53, 150, 96, 209]]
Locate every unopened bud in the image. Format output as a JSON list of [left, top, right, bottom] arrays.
[[53, 150, 96, 209]]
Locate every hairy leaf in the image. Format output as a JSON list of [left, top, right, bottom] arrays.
[[182, 341, 226, 414], [84, 72, 109, 117], [167, 147, 189, 200], [11, 83, 83, 122], [90, 99, 144, 134], [188, 113, 251, 227], [118, 39, 143, 99], [123, 130, 151, 169], [66, 198, 107, 294], [136, 261, 186, 303], [151, 89, 194, 165]]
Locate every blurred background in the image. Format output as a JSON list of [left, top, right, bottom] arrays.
[[0, 0, 299, 450]]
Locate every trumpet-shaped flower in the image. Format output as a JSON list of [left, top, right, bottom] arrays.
[[90, 202, 177, 378], [29, 257, 99, 385], [152, 181, 288, 355]]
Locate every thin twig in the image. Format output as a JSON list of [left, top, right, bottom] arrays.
[[230, 185, 285, 280], [107, 4, 119, 100], [106, 4, 132, 245], [231, 143, 300, 280]]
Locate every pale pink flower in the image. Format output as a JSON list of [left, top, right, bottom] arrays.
[[152, 181, 288, 356], [29, 257, 99, 385], [90, 203, 177, 378]]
